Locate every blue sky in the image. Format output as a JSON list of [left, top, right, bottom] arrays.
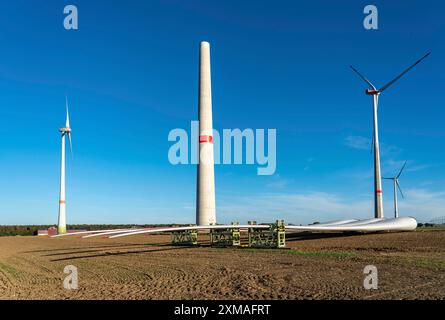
[[0, 0, 443, 225]]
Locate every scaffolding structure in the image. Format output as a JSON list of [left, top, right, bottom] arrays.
[[209, 222, 241, 247], [171, 229, 198, 245], [248, 220, 286, 248], [169, 220, 286, 248]]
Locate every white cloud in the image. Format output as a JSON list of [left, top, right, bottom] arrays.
[[218, 192, 372, 224], [217, 189, 445, 224], [344, 135, 371, 150], [344, 135, 402, 156], [399, 188, 445, 222], [264, 174, 291, 188], [342, 136, 434, 180], [304, 157, 314, 171]]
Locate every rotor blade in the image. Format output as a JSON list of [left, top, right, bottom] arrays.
[[68, 132, 73, 155], [379, 52, 431, 93], [396, 180, 405, 199], [396, 161, 407, 179], [65, 96, 70, 128], [382, 177, 393, 180], [350, 66, 377, 90]]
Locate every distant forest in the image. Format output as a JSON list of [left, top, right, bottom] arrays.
[[0, 223, 440, 237], [0, 224, 180, 237]]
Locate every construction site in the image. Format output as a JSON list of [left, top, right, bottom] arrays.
[[0, 227, 444, 300], [0, 2, 443, 303]]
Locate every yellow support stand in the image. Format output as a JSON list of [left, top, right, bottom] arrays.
[[171, 229, 198, 245], [210, 222, 240, 247], [248, 220, 286, 248]]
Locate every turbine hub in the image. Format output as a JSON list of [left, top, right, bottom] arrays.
[[365, 89, 380, 95]]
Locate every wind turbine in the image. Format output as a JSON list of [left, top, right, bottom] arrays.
[[383, 161, 407, 218], [350, 52, 430, 219], [197, 41, 216, 226], [58, 97, 73, 234]]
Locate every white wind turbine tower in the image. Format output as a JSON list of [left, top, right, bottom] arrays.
[[350, 52, 430, 219], [383, 161, 407, 218], [196, 41, 216, 226], [58, 97, 73, 234]]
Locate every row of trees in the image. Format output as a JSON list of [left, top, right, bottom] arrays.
[[0, 224, 178, 237], [0, 225, 52, 237]]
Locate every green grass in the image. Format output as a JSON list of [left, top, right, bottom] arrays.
[[412, 258, 445, 271], [416, 226, 445, 232], [0, 261, 22, 278], [243, 248, 357, 258], [284, 250, 357, 258], [393, 256, 445, 271]]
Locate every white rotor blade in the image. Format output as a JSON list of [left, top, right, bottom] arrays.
[[65, 97, 70, 128], [396, 161, 407, 179], [68, 132, 73, 155], [379, 52, 430, 93], [285, 217, 417, 232], [396, 180, 405, 199], [110, 224, 271, 239], [350, 65, 376, 90], [83, 228, 148, 238], [51, 228, 133, 238]]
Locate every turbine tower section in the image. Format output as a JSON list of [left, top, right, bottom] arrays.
[[372, 94, 384, 218], [58, 128, 67, 234], [58, 100, 72, 234], [196, 41, 216, 226]]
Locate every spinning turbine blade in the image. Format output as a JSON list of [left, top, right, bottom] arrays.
[[68, 133, 73, 154], [65, 97, 70, 128], [379, 52, 431, 93], [396, 161, 407, 179], [396, 180, 405, 199], [350, 65, 376, 90]]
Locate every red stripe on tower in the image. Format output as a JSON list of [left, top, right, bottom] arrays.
[[199, 135, 213, 143], [376, 190, 382, 194]]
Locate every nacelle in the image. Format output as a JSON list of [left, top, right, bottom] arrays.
[[366, 89, 380, 95]]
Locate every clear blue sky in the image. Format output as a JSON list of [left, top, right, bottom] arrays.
[[0, 0, 443, 225]]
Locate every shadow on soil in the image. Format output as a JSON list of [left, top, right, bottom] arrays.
[[286, 231, 365, 242], [41, 243, 174, 257], [22, 243, 152, 253], [49, 245, 199, 262]]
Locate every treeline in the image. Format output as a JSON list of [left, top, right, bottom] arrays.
[[0, 225, 52, 237], [0, 224, 180, 237], [418, 223, 440, 228]]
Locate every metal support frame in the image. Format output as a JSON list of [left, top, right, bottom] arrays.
[[210, 221, 240, 247], [248, 220, 286, 248], [171, 229, 198, 246]]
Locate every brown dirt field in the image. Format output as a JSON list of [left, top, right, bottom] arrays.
[[0, 228, 444, 300]]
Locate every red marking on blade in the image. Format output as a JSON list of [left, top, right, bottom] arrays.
[[199, 135, 213, 143], [376, 190, 382, 194], [59, 200, 66, 204]]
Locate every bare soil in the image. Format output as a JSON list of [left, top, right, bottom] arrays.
[[0, 228, 444, 300]]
